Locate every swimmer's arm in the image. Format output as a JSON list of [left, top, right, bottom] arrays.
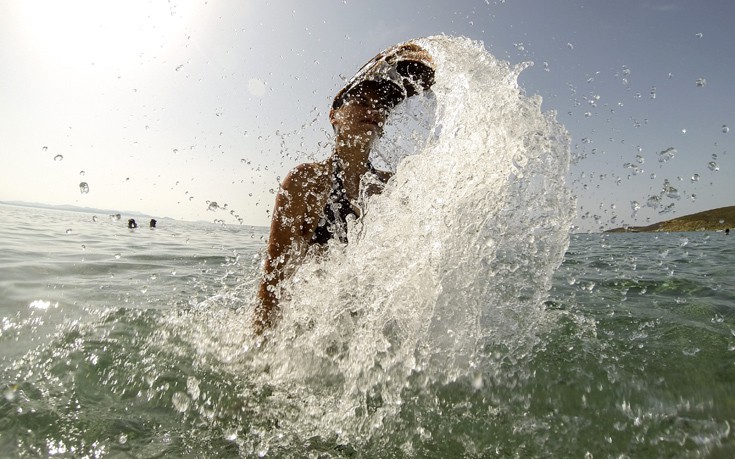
[[254, 165, 314, 334], [362, 168, 393, 197]]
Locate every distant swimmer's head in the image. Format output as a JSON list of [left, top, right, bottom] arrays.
[[331, 40, 435, 124]]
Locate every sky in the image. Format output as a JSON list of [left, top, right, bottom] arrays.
[[1, 0, 733, 231]]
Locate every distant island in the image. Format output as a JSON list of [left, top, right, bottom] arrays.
[[606, 205, 735, 233]]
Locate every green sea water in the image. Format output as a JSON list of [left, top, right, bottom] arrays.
[[1, 204, 734, 458]]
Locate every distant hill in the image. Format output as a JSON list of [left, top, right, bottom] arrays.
[[606, 206, 735, 233]]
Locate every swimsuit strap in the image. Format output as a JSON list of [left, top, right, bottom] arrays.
[[310, 159, 385, 245]]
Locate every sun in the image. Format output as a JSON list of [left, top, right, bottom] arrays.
[[16, 0, 201, 66]]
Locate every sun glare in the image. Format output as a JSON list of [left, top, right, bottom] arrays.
[[18, 0, 200, 66]]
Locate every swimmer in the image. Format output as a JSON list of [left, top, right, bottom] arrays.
[[128, 218, 138, 229], [254, 40, 436, 334], [150, 218, 157, 228]]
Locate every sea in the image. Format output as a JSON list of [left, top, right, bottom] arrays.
[[2, 36, 735, 458]]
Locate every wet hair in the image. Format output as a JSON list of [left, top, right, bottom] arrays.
[[332, 58, 435, 111]]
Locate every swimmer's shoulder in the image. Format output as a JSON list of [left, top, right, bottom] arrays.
[[281, 160, 331, 196]]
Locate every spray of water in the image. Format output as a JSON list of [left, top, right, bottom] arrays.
[[240, 35, 575, 447]]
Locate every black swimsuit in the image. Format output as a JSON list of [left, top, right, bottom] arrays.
[[311, 160, 383, 245]]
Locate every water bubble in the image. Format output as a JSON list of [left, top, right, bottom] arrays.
[[708, 161, 719, 172], [691, 173, 700, 182], [723, 125, 730, 134], [3, 385, 17, 402], [696, 77, 707, 87], [187, 377, 200, 400], [53, 154, 64, 162], [79, 182, 89, 194]]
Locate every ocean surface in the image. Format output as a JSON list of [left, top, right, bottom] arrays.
[[3, 36, 734, 458], [1, 203, 733, 458]]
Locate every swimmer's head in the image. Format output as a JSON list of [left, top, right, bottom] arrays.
[[331, 40, 435, 124]]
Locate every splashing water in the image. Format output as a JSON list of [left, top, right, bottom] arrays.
[[3, 36, 576, 457], [246, 36, 574, 446]]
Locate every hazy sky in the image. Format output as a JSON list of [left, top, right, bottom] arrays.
[[1, 0, 733, 230]]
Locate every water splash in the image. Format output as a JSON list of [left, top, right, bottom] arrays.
[[249, 36, 574, 444]]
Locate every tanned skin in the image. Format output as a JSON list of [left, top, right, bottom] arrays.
[[254, 86, 392, 334]]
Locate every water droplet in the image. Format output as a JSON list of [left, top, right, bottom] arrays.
[[657, 147, 677, 163], [723, 125, 730, 134], [42, 146, 48, 152], [118, 434, 128, 445], [207, 201, 220, 211], [567, 42, 574, 50], [695, 32, 703, 38], [691, 173, 700, 182], [92, 215, 98, 222], [80, 170, 86, 177], [54, 154, 64, 162], [631, 201, 641, 212], [114, 253, 121, 259], [708, 161, 719, 172], [636, 154, 645, 164], [696, 77, 706, 87], [65, 228, 73, 234], [79, 182, 90, 194], [681, 129, 687, 134], [646, 195, 661, 209], [662, 179, 680, 200]]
